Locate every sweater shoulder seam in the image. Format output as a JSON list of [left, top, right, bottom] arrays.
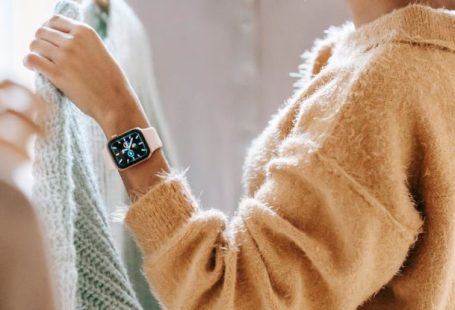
[[315, 151, 424, 238]]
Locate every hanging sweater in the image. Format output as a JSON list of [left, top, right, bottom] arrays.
[[33, 1, 141, 309], [125, 4, 455, 310]]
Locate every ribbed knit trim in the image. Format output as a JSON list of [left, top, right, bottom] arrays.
[[342, 4, 455, 52], [125, 172, 197, 255]]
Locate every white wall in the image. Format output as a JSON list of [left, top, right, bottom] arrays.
[[128, 0, 351, 213], [0, 0, 56, 86], [0, 0, 351, 214]]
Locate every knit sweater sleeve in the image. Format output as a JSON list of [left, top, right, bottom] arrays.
[[125, 89, 424, 309]]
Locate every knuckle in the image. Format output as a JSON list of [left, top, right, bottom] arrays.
[[49, 15, 60, 23], [29, 53, 38, 63], [62, 40, 79, 56], [73, 25, 85, 36], [29, 39, 38, 50], [24, 53, 37, 66], [35, 27, 44, 38], [74, 24, 94, 37], [61, 39, 74, 52]]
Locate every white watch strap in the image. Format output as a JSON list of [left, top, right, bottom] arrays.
[[143, 127, 163, 152], [104, 127, 163, 170]]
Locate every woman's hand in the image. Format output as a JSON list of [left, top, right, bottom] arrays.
[[0, 81, 44, 195], [24, 15, 147, 137], [24, 15, 169, 197], [0, 80, 43, 159]]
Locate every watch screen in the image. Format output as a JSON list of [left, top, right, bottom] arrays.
[[108, 129, 151, 169]]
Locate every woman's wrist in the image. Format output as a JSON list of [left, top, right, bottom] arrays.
[[95, 90, 171, 198], [97, 92, 150, 139]]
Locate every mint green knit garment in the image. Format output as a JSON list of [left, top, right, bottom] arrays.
[[33, 1, 141, 309]]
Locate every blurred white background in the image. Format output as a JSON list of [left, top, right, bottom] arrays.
[[127, 0, 351, 213], [0, 0, 55, 85], [0, 0, 351, 214]]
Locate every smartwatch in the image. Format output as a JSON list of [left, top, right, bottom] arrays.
[[104, 127, 162, 170]]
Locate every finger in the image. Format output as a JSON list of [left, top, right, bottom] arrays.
[[29, 39, 58, 63], [0, 139, 30, 160], [0, 109, 42, 133], [45, 14, 77, 33], [0, 82, 45, 143], [23, 52, 57, 80], [0, 112, 38, 159], [0, 81, 46, 119], [35, 26, 69, 47]]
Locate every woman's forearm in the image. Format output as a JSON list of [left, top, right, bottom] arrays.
[[99, 93, 171, 199], [24, 15, 171, 199], [120, 147, 170, 200]]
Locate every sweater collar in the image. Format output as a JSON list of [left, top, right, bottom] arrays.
[[340, 4, 455, 52]]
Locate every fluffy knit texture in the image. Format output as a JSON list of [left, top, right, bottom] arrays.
[[125, 4, 455, 310], [33, 1, 141, 309]]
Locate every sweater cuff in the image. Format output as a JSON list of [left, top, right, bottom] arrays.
[[125, 169, 198, 254]]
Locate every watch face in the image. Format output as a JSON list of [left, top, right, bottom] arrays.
[[108, 129, 151, 169]]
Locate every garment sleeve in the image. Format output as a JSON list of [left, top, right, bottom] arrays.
[[125, 115, 424, 310]]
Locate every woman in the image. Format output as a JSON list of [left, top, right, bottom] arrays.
[[22, 0, 455, 308]]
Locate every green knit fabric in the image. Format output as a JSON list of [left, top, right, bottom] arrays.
[[33, 1, 142, 309]]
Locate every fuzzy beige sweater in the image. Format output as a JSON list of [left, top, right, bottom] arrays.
[[125, 4, 455, 309]]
